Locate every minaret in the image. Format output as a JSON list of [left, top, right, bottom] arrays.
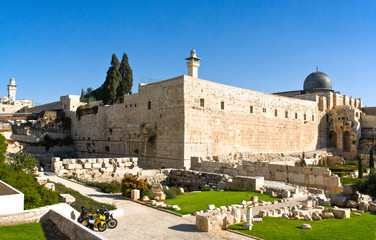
[[185, 49, 201, 78], [8, 78, 16, 100]]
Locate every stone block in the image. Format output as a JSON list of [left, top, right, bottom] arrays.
[[330, 208, 350, 219], [92, 163, 101, 168], [293, 173, 305, 184], [65, 164, 75, 170], [282, 190, 291, 199], [343, 184, 357, 195], [312, 212, 322, 220], [154, 192, 166, 201], [84, 163, 92, 169], [59, 194, 75, 204], [131, 189, 140, 200], [304, 214, 313, 221], [369, 203, 376, 212], [44, 183, 55, 191], [207, 205, 216, 210], [359, 201, 369, 211], [196, 214, 226, 232], [231, 207, 241, 223], [35, 177, 48, 185], [62, 159, 71, 165]]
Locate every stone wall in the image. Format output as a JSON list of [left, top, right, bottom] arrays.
[[64, 77, 185, 169], [52, 157, 140, 182], [183, 76, 328, 161], [26, 101, 63, 113], [190, 157, 342, 195]]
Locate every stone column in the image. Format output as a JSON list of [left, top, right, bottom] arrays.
[[246, 207, 253, 230]]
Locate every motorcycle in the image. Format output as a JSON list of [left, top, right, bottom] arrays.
[[101, 206, 118, 229], [93, 209, 107, 232], [78, 207, 95, 230]]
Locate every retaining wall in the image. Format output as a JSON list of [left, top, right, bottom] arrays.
[[191, 157, 342, 194]]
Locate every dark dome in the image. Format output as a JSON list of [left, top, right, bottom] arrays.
[[303, 71, 332, 91]]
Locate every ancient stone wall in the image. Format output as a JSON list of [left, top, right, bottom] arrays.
[[52, 157, 140, 182], [190, 157, 342, 194], [64, 77, 186, 169], [183, 76, 327, 161], [25, 101, 63, 113]]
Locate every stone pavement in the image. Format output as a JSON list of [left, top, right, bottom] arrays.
[[47, 175, 250, 240]]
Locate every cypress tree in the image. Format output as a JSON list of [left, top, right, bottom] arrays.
[[80, 88, 85, 102], [358, 155, 363, 179], [102, 54, 121, 105], [118, 53, 133, 97], [370, 149, 375, 175]]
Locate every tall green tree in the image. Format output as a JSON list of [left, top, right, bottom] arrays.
[[358, 155, 363, 179], [0, 134, 6, 164], [80, 88, 85, 102], [118, 53, 133, 98], [102, 54, 122, 105], [370, 148, 375, 175]]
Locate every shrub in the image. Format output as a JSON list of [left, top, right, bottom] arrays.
[[164, 189, 176, 199], [370, 149, 375, 175], [121, 174, 148, 198], [0, 134, 6, 164], [201, 185, 211, 191], [356, 174, 376, 200], [143, 188, 154, 199], [9, 151, 37, 173], [164, 187, 183, 199], [90, 180, 122, 193], [55, 183, 115, 212], [0, 164, 59, 209]]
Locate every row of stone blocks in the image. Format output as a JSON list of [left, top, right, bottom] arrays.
[[192, 159, 341, 194], [52, 157, 139, 180]]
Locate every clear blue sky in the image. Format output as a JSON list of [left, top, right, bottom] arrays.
[[1, 1, 375, 106]]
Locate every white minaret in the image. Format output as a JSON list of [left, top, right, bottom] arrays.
[[185, 49, 201, 78], [8, 78, 16, 100]]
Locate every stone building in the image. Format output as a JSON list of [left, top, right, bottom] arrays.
[[21, 50, 376, 168], [0, 78, 34, 113]]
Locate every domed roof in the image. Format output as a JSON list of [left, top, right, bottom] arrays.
[[303, 71, 332, 91]]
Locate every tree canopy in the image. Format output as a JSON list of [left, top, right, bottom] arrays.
[[83, 53, 133, 105]]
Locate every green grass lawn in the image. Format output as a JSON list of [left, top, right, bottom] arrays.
[[165, 191, 280, 215], [54, 182, 116, 213], [0, 223, 45, 240], [341, 177, 366, 185], [228, 212, 376, 240]]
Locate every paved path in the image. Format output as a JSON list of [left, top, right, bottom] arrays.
[[47, 176, 250, 240]]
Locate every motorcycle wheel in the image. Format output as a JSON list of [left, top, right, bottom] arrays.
[[81, 220, 88, 227], [97, 223, 107, 232], [107, 219, 118, 229]]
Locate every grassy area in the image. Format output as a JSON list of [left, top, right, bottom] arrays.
[[341, 177, 367, 185], [228, 212, 376, 240], [54, 182, 116, 213], [0, 222, 45, 240], [165, 191, 280, 215], [0, 163, 59, 209]]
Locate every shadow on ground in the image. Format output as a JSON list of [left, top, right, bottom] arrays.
[[168, 224, 197, 232]]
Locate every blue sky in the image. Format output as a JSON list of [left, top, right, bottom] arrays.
[[1, 1, 375, 106]]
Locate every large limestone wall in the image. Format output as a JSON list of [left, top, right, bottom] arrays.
[[66, 77, 186, 168], [191, 157, 342, 194], [183, 76, 327, 161]]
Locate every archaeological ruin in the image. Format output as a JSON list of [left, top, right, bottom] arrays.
[[1, 49, 376, 195]]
